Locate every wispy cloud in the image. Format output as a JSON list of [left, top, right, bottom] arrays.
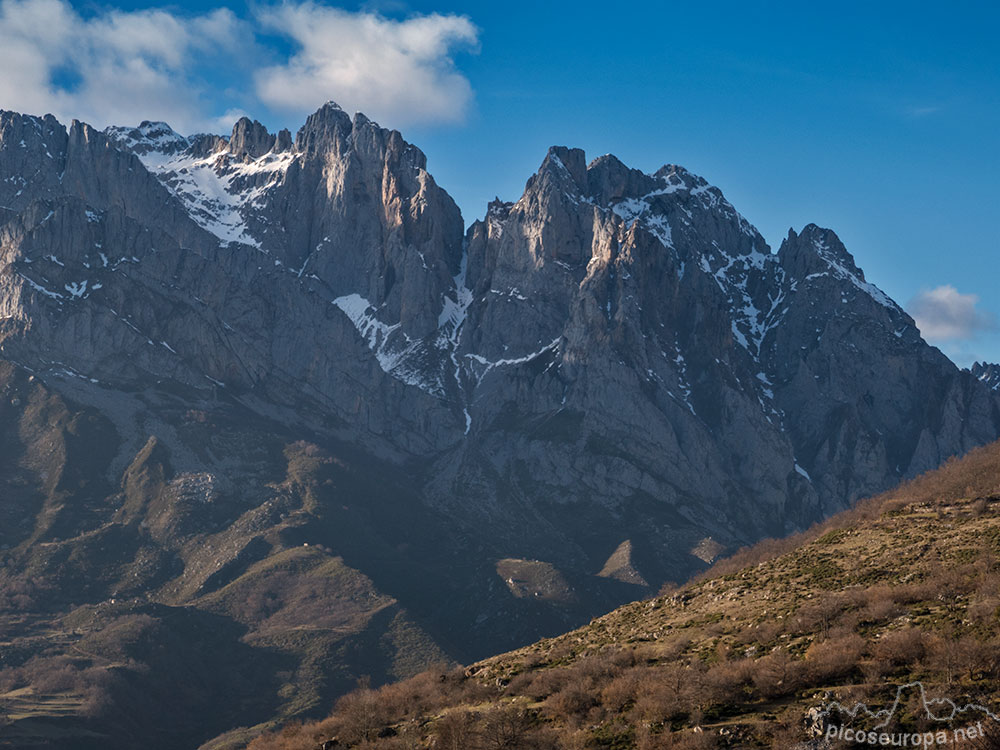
[[904, 104, 942, 118], [908, 285, 997, 341], [0, 0, 479, 133]]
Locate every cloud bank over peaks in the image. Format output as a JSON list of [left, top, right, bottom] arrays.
[[0, 0, 479, 134]]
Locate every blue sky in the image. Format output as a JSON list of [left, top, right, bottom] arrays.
[[2, 0, 998, 365]]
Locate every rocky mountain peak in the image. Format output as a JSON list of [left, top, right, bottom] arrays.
[[775, 223, 902, 315], [187, 132, 229, 158], [67, 118, 103, 148], [229, 117, 279, 160], [972, 362, 1000, 391], [530, 147, 673, 208], [0, 111, 69, 214], [585, 153, 656, 204], [780, 223, 861, 276], [274, 128, 293, 152], [544, 145, 588, 189], [486, 197, 513, 220], [294, 100, 354, 155], [104, 119, 189, 157], [0, 109, 67, 150]]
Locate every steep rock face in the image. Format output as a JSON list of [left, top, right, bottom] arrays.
[[104, 104, 471, 431], [770, 227, 999, 500], [1, 104, 999, 745], [0, 106, 468, 457], [107, 103, 464, 340], [428, 148, 1000, 613]]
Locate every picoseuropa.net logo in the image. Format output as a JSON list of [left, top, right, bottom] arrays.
[[807, 681, 999, 746]]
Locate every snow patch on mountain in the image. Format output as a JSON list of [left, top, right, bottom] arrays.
[[104, 121, 188, 157], [106, 122, 295, 249], [332, 293, 445, 397], [465, 338, 560, 384], [611, 194, 674, 248]]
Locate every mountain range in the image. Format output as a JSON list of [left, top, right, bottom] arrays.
[[0, 102, 998, 748]]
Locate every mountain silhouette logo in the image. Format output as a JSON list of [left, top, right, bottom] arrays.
[[806, 682, 1000, 746]]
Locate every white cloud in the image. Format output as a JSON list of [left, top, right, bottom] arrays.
[[0, 0, 250, 133], [908, 285, 997, 341], [255, 4, 478, 127], [0, 0, 479, 134]]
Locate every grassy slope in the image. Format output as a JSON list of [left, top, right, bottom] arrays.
[[247, 442, 1000, 749]]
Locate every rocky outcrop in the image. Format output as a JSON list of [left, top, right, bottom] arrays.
[[597, 540, 649, 587]]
